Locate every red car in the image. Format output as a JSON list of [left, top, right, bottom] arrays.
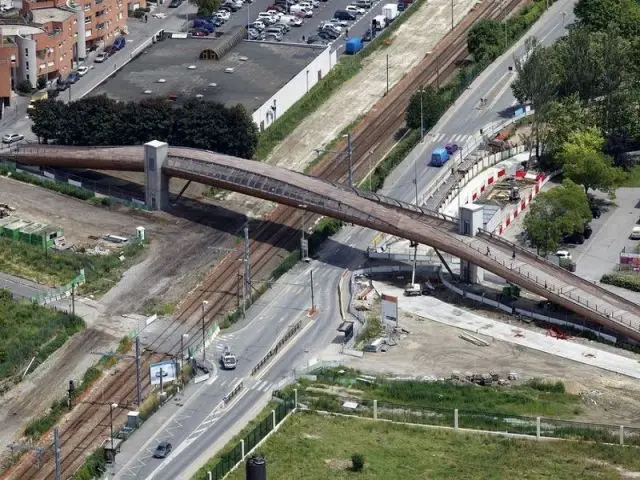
[[266, 3, 285, 11], [191, 29, 209, 36]]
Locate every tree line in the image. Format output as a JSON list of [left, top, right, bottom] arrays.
[[29, 96, 260, 159]]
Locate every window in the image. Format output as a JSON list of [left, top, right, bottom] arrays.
[[24, 48, 28, 56], [25, 61, 29, 68], [26, 74, 30, 80]]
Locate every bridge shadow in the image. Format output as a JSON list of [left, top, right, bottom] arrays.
[[40, 167, 368, 270]]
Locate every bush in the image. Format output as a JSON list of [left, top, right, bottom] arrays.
[[72, 448, 106, 480], [351, 453, 365, 472], [600, 273, 640, 292], [16, 79, 32, 94], [36, 76, 47, 90]]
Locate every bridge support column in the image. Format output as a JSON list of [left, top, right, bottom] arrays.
[[459, 203, 484, 284], [144, 140, 170, 211]]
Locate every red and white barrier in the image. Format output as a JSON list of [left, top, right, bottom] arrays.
[[495, 172, 550, 236]]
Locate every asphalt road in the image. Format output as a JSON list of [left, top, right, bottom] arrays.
[[0, 272, 50, 299], [108, 3, 578, 478]]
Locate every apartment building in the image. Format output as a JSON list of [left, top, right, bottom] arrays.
[[0, 0, 128, 114]]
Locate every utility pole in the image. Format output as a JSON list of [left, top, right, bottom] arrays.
[[451, 0, 454, 31], [310, 270, 315, 312], [201, 300, 208, 362], [71, 282, 75, 316], [54, 427, 61, 480], [243, 224, 251, 311], [420, 86, 424, 140], [90, 339, 142, 405], [346, 132, 353, 188], [386, 54, 389, 95], [300, 212, 309, 260]]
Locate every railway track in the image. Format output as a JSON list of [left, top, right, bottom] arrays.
[[8, 1, 527, 478]]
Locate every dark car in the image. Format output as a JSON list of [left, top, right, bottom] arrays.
[[317, 30, 334, 40], [320, 27, 340, 39], [66, 72, 81, 84], [362, 28, 373, 41], [104, 44, 118, 55], [563, 232, 585, 245], [153, 441, 172, 459], [445, 142, 459, 155], [334, 10, 356, 20], [56, 80, 69, 91], [113, 36, 126, 50], [169, 0, 182, 7], [583, 223, 593, 239]]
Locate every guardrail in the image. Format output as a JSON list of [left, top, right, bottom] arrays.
[[250, 320, 303, 376], [223, 381, 244, 406]]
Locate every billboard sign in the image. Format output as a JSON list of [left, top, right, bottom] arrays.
[[150, 360, 177, 386], [381, 293, 398, 324]]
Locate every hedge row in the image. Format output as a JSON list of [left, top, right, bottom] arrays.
[[600, 274, 640, 292]]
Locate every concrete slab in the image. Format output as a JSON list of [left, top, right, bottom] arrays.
[[372, 281, 640, 379]]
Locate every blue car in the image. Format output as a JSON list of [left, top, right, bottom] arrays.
[[113, 36, 126, 50], [66, 71, 80, 84]]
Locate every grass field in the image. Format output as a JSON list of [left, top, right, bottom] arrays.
[[306, 369, 581, 417], [226, 413, 640, 480], [0, 237, 147, 295], [0, 289, 84, 380]]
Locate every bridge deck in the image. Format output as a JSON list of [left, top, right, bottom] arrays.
[[6, 144, 640, 342]]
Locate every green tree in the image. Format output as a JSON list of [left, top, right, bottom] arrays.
[[543, 96, 595, 158], [524, 180, 591, 254], [193, 0, 220, 15], [467, 19, 503, 62], [405, 85, 446, 132], [559, 127, 605, 160], [574, 0, 640, 38], [29, 99, 66, 144], [116, 98, 176, 145], [564, 150, 625, 193]]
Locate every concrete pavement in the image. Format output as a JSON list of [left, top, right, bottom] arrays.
[[0, 272, 50, 299]]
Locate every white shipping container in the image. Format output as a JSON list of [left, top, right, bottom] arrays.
[[382, 3, 398, 20]]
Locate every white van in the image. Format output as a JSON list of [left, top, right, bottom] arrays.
[[404, 283, 421, 296], [630, 226, 640, 240], [373, 14, 387, 30]]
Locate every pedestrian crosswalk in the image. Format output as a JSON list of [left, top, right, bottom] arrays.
[[250, 379, 272, 393], [428, 132, 473, 146]]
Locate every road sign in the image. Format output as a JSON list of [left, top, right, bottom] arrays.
[[301, 238, 309, 259], [149, 360, 177, 385], [381, 294, 398, 324]]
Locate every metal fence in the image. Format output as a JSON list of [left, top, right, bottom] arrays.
[[298, 394, 640, 446], [204, 395, 296, 480]]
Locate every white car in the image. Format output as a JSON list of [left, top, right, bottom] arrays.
[[346, 4, 365, 14], [266, 9, 282, 19], [327, 18, 348, 27], [257, 12, 277, 24], [94, 52, 108, 63], [631, 226, 640, 240], [250, 20, 266, 31], [77, 65, 90, 76], [152, 12, 167, 18], [216, 10, 230, 20], [2, 133, 24, 144]]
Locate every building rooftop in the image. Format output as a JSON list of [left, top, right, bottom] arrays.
[[90, 38, 323, 112], [31, 8, 74, 24], [0, 25, 44, 36]]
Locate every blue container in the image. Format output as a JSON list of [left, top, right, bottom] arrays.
[[430, 147, 450, 167], [345, 37, 362, 55]]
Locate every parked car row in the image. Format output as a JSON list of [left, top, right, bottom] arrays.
[[94, 35, 126, 64]]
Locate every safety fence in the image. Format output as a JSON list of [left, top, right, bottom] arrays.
[[298, 394, 640, 447], [200, 394, 296, 480], [223, 381, 244, 406], [187, 323, 220, 360], [250, 320, 303, 376], [32, 269, 86, 305]]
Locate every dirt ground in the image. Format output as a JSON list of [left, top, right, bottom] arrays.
[[0, 176, 245, 456], [344, 302, 640, 426]]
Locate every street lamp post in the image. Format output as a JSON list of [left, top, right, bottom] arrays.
[[201, 300, 208, 362], [180, 333, 189, 374]]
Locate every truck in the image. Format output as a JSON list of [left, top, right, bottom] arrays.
[[382, 3, 398, 21], [220, 346, 237, 370], [404, 283, 421, 296], [372, 14, 387, 30], [430, 147, 449, 167]]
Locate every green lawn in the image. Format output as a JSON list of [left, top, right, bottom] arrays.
[[226, 413, 640, 480], [0, 236, 147, 295], [308, 369, 581, 417], [621, 165, 640, 187], [0, 289, 84, 380]]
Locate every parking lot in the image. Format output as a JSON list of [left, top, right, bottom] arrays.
[[192, 0, 406, 51]]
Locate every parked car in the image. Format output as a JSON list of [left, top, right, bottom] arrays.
[[264, 30, 283, 41], [191, 28, 209, 36], [327, 17, 349, 27], [631, 226, 640, 240], [2, 133, 24, 144], [56, 79, 69, 91], [267, 3, 285, 11], [153, 441, 172, 459], [168, 0, 182, 7], [66, 71, 81, 84], [94, 52, 108, 63], [362, 28, 373, 41], [583, 223, 593, 239], [77, 65, 90, 76], [221, 0, 241, 10], [445, 142, 459, 154], [113, 36, 126, 50], [334, 9, 356, 20], [249, 20, 266, 31], [280, 14, 303, 26], [563, 232, 585, 244], [346, 5, 365, 14], [257, 12, 277, 24], [318, 28, 338, 40], [271, 23, 289, 33], [323, 23, 342, 35], [104, 44, 118, 55], [355, 0, 371, 7], [216, 10, 230, 21]]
